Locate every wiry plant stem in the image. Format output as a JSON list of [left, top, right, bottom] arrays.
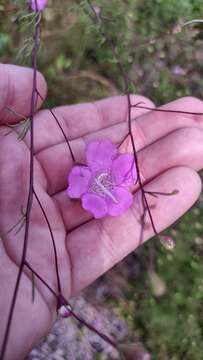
[[0, 10, 40, 359], [24, 262, 118, 351], [36, 89, 76, 163], [87, 0, 158, 236], [33, 189, 62, 295], [4, 2, 200, 358], [64, 305, 118, 350], [1, 5, 120, 354], [132, 103, 203, 116]]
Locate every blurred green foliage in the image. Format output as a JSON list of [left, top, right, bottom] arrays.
[[131, 207, 203, 359], [1, 0, 203, 359]]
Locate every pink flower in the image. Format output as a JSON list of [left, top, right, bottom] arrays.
[[67, 139, 137, 219], [93, 5, 101, 17], [30, 0, 48, 11]]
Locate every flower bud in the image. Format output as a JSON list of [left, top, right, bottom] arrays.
[[149, 272, 166, 298], [58, 305, 72, 318], [159, 235, 176, 251], [30, 0, 48, 12]]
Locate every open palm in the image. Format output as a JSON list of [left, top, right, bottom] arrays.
[[0, 65, 203, 360]]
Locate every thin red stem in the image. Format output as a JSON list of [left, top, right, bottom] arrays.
[[24, 262, 119, 352], [65, 306, 118, 350], [1, 12, 40, 359], [33, 189, 62, 295], [132, 103, 203, 116], [87, 1, 158, 238], [36, 89, 76, 163], [25, 261, 59, 298]]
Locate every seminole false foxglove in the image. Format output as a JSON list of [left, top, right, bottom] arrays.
[[67, 139, 137, 219]]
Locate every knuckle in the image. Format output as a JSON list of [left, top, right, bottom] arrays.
[[36, 70, 47, 98], [177, 126, 203, 144], [0, 65, 15, 119], [172, 96, 203, 123], [132, 120, 148, 149], [179, 96, 203, 107], [130, 94, 155, 109]]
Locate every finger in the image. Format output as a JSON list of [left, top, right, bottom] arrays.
[[66, 167, 202, 294], [0, 64, 47, 124], [36, 96, 203, 194], [53, 126, 203, 230], [138, 127, 203, 183], [125, 96, 203, 152], [38, 121, 203, 197], [97, 96, 203, 153], [54, 94, 155, 139], [21, 94, 154, 153], [24, 95, 203, 156]]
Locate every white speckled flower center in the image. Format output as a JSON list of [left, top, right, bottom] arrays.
[[90, 171, 118, 203]]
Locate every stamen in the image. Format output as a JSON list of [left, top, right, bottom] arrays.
[[95, 178, 118, 203]]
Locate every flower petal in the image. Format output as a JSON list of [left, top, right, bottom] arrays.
[[107, 188, 133, 216], [112, 154, 137, 186], [82, 193, 108, 218], [67, 165, 91, 199], [86, 139, 117, 172]]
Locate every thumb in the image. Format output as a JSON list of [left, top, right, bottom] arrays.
[[0, 64, 47, 124]]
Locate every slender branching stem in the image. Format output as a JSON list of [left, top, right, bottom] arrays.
[[132, 104, 203, 116], [36, 89, 76, 163], [87, 0, 158, 236], [33, 189, 62, 295], [24, 262, 119, 352], [3, 2, 200, 359], [1, 10, 40, 359]]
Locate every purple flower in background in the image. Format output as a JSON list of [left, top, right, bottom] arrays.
[[30, 0, 48, 11], [67, 139, 137, 219]]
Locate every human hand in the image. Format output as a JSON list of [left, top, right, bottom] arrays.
[[0, 64, 203, 359]]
